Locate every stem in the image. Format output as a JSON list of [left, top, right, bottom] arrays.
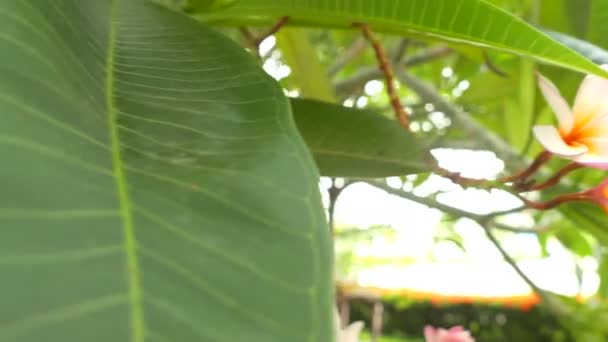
[[354, 23, 411, 131], [328, 35, 368, 77], [327, 179, 350, 233], [499, 150, 551, 183], [254, 16, 290, 47], [482, 51, 509, 77], [425, 152, 494, 189], [519, 192, 593, 210], [363, 180, 535, 232], [526, 163, 583, 191], [482, 225, 548, 301]]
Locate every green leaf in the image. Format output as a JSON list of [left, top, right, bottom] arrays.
[[560, 203, 608, 245], [0, 1, 331, 341], [587, 0, 608, 49], [276, 28, 336, 102], [291, 98, 431, 178], [183, 0, 238, 13], [553, 224, 593, 257], [200, 0, 608, 77], [545, 30, 608, 65]]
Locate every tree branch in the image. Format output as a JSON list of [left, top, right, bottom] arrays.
[[481, 223, 570, 319], [483, 225, 546, 296], [363, 180, 534, 233], [394, 70, 527, 172], [334, 46, 452, 97], [328, 35, 368, 77]]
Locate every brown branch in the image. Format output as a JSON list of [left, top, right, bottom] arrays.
[[354, 23, 411, 131], [526, 163, 583, 191], [499, 150, 552, 183], [518, 192, 594, 210], [430, 163, 492, 189], [254, 16, 290, 47]]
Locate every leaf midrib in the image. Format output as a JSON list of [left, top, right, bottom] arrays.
[[105, 1, 144, 341]]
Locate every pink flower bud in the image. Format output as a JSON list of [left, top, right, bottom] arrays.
[[587, 178, 608, 213]]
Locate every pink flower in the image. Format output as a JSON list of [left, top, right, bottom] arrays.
[[424, 325, 475, 342], [533, 65, 608, 169]]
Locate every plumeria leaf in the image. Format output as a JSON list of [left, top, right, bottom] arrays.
[[291, 98, 432, 178], [199, 0, 608, 77], [0, 1, 332, 341]]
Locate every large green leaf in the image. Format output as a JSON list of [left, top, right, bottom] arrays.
[[291, 98, 430, 178], [0, 1, 332, 341], [199, 0, 608, 77]]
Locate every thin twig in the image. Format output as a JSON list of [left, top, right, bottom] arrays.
[[482, 224, 548, 300], [517, 192, 593, 210], [334, 46, 452, 97], [404, 46, 452, 67], [328, 179, 351, 233], [394, 70, 527, 172], [328, 35, 368, 77], [354, 23, 411, 131], [526, 163, 583, 191], [239, 27, 263, 59], [482, 51, 509, 77], [254, 16, 290, 47], [391, 38, 410, 63], [363, 180, 534, 232], [499, 150, 552, 183]]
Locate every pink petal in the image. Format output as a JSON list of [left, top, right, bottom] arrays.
[[424, 326, 438, 342], [537, 72, 573, 133], [447, 326, 465, 333], [533, 125, 588, 157], [572, 64, 608, 128]]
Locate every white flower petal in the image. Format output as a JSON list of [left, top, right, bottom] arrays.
[[537, 72, 573, 133], [533, 125, 588, 157], [572, 64, 608, 128]]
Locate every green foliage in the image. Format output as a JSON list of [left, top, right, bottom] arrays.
[[276, 29, 336, 102], [0, 1, 331, 340], [291, 99, 431, 177], [200, 0, 608, 77], [183, 0, 237, 13], [587, 0, 608, 49]]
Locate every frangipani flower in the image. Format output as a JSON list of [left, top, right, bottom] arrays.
[[334, 307, 364, 342], [424, 325, 475, 342], [533, 65, 608, 169]]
